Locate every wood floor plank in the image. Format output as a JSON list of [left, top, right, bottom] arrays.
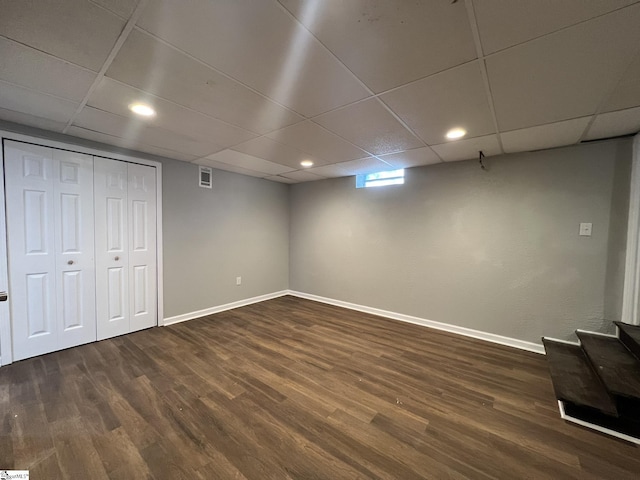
[[2, 295, 639, 479], [27, 450, 64, 479], [90, 426, 153, 478], [50, 417, 110, 479]]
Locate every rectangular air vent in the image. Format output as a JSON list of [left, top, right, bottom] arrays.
[[199, 166, 212, 188]]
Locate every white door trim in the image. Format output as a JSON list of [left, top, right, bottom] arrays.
[[0, 139, 11, 365], [622, 133, 640, 326], [0, 130, 164, 364]]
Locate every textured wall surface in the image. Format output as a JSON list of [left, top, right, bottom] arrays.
[[290, 139, 632, 344], [160, 159, 290, 318]]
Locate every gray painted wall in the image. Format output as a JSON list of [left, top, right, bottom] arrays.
[[160, 159, 289, 318], [0, 119, 633, 349], [290, 139, 632, 344]]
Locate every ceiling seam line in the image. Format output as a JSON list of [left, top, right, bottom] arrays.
[[0, 78, 80, 104], [483, 2, 640, 59], [134, 11, 472, 149], [62, 0, 149, 135], [272, 1, 408, 169], [578, 46, 640, 143], [196, 149, 297, 173], [274, 0, 376, 98], [368, 58, 479, 99], [86, 0, 134, 22], [305, 119, 399, 167], [373, 97, 444, 163], [272, 0, 434, 169], [73, 104, 223, 153], [70, 124, 197, 159], [130, 26, 306, 122], [103, 76, 261, 137], [198, 130, 333, 167], [465, 0, 504, 154], [0, 34, 98, 75]]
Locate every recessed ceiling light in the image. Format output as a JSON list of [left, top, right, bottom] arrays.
[[446, 128, 466, 140], [300, 160, 314, 167], [129, 103, 156, 117]]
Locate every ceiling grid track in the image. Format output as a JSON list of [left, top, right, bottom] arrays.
[[275, 1, 442, 164], [578, 46, 640, 143], [133, 26, 305, 123], [464, 0, 504, 154], [63, 0, 149, 134]]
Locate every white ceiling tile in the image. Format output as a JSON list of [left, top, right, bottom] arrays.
[[474, 0, 639, 54], [431, 135, 501, 162], [194, 158, 267, 178], [0, 0, 126, 71], [583, 107, 640, 141], [380, 61, 495, 145], [378, 147, 442, 168], [137, 0, 369, 116], [231, 136, 321, 169], [501, 117, 592, 154], [0, 37, 96, 102], [307, 157, 392, 178], [602, 52, 640, 113], [278, 0, 477, 93], [90, 0, 137, 19], [203, 149, 294, 176], [264, 175, 298, 184], [487, 5, 640, 131], [313, 98, 423, 155], [74, 107, 223, 157], [66, 126, 200, 162], [87, 77, 257, 147], [107, 29, 302, 134], [0, 80, 78, 124], [280, 170, 326, 182], [0, 108, 68, 133], [266, 121, 368, 163]]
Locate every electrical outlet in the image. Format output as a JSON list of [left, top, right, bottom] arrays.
[[579, 223, 592, 237], [236, 276, 242, 286]]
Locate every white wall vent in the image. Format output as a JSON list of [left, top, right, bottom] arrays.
[[199, 166, 212, 189]]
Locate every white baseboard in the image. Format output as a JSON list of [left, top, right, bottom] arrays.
[[163, 290, 289, 326], [163, 289, 546, 354], [287, 290, 545, 355], [558, 401, 640, 445], [541, 337, 580, 346]]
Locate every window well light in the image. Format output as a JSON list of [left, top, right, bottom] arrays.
[[356, 169, 405, 188], [446, 128, 466, 140], [129, 103, 156, 117], [300, 160, 314, 167]]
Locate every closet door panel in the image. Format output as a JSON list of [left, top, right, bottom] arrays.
[[128, 163, 157, 332], [53, 149, 96, 349], [5, 142, 58, 360], [95, 157, 129, 340]]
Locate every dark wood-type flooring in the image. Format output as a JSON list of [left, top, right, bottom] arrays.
[[1, 296, 639, 479]]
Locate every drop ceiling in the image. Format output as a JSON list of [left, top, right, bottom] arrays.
[[1, 0, 640, 183]]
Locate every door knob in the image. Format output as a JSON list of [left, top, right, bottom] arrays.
[[114, 256, 120, 261], [0, 292, 7, 302], [67, 260, 74, 265]]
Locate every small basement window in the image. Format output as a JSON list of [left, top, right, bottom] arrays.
[[356, 168, 405, 188]]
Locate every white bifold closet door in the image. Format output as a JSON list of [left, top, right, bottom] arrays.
[[94, 157, 157, 340], [4, 141, 96, 361]]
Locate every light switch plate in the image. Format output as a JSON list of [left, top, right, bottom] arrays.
[[579, 223, 592, 236]]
